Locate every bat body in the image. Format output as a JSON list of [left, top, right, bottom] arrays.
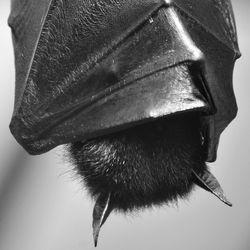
[[69, 109, 206, 210], [8, 0, 240, 246]]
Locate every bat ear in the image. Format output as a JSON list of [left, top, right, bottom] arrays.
[[92, 193, 113, 247], [192, 169, 232, 207]]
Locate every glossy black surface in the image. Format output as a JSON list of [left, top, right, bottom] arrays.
[[9, 0, 240, 161]]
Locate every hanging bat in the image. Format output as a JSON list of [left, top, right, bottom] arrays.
[[8, 0, 240, 246]]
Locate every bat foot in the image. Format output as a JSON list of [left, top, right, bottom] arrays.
[[92, 193, 113, 247], [192, 169, 232, 206]]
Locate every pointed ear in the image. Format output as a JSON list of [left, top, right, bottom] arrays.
[[192, 169, 232, 207], [92, 193, 113, 247]]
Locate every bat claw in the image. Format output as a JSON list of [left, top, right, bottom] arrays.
[[92, 192, 113, 247], [192, 168, 232, 207]]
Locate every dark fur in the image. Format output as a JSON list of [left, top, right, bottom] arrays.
[[68, 113, 206, 212]]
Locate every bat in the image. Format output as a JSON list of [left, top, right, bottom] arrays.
[[8, 0, 240, 246]]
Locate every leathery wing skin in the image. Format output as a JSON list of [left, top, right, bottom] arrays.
[[9, 0, 240, 162]]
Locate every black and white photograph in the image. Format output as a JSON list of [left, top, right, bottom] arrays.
[[0, 1, 249, 249]]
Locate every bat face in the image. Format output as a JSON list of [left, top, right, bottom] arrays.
[[9, 0, 240, 246]]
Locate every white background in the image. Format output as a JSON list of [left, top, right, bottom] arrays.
[[0, 1, 249, 249]]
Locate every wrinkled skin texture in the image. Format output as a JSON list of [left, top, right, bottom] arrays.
[[69, 112, 206, 211], [8, 0, 240, 245], [9, 0, 239, 162]]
